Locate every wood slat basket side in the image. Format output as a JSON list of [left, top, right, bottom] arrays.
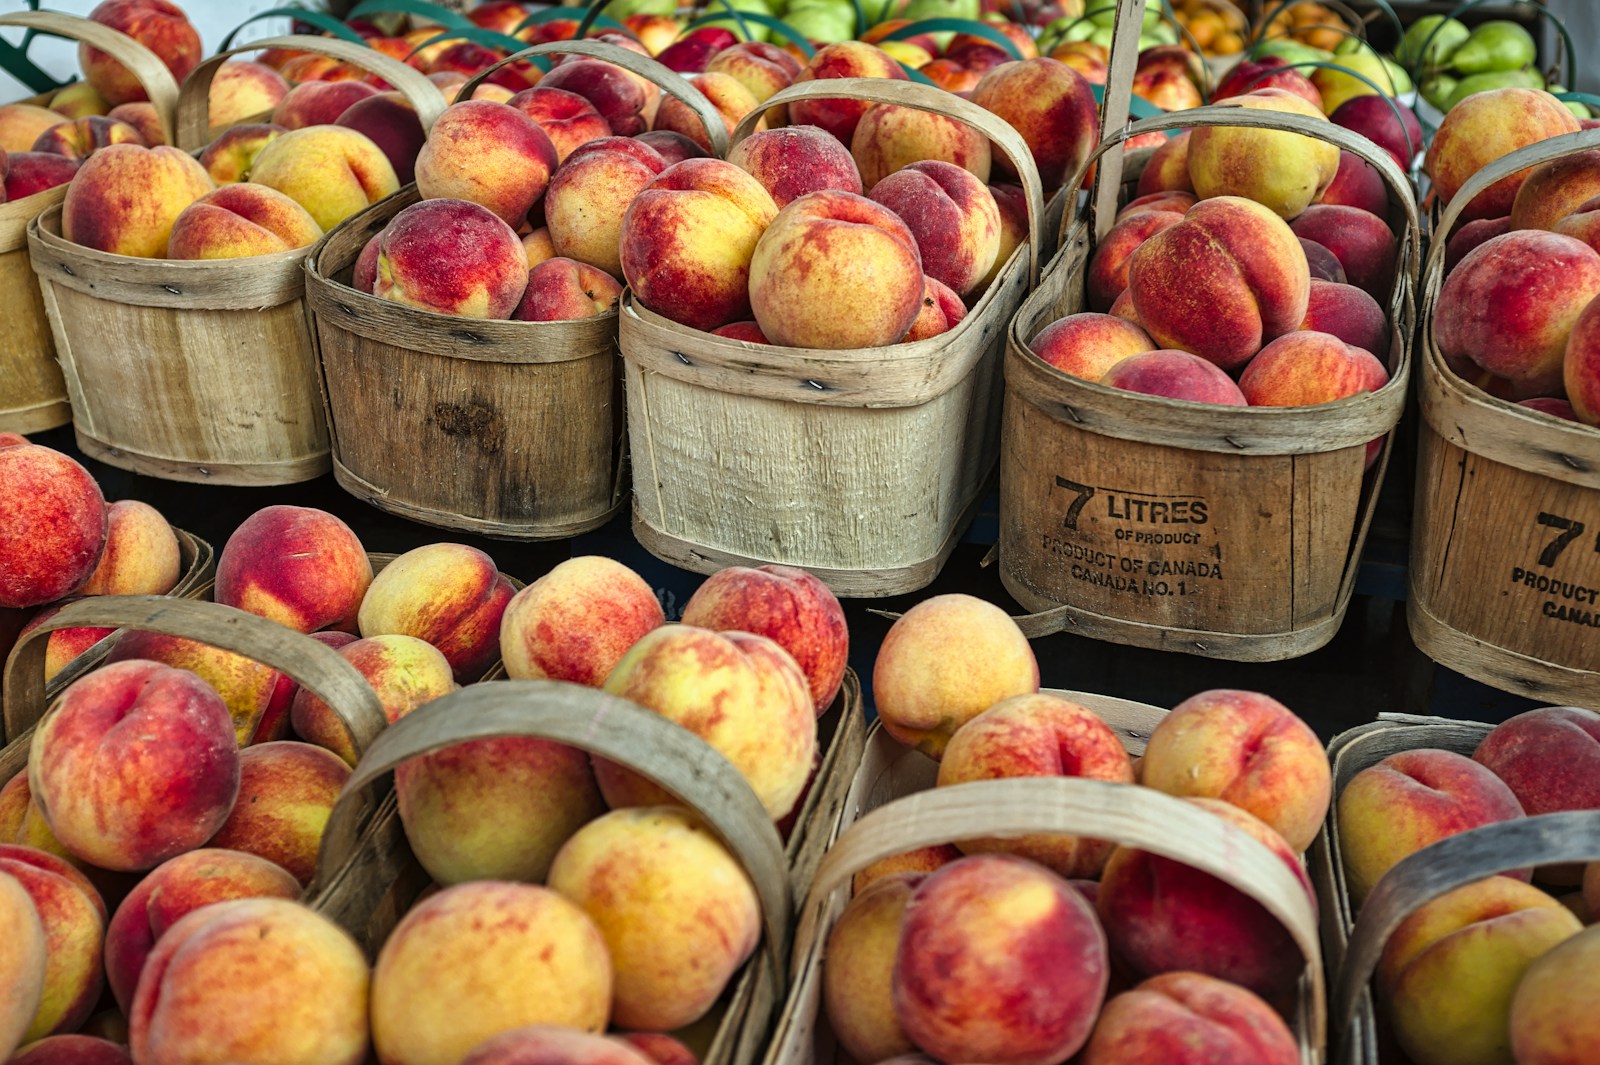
[[1408, 128, 1600, 707], [307, 680, 794, 1065], [998, 102, 1418, 661], [620, 76, 1047, 597], [24, 36, 443, 487], [0, 10, 180, 435], [765, 688, 1327, 1065]]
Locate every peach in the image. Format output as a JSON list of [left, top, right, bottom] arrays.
[[335, 91, 427, 184], [1380, 876, 1581, 1065], [543, 136, 667, 278], [549, 806, 759, 1031], [1098, 798, 1312, 997], [1127, 195, 1311, 370], [1087, 210, 1185, 312], [357, 542, 514, 682], [1290, 205, 1397, 300], [622, 13, 682, 55], [728, 124, 863, 209], [249, 125, 399, 231], [276, 54, 361, 85], [1316, 149, 1390, 219], [1083, 972, 1300, 1065], [521, 227, 556, 268], [1049, 39, 1108, 85], [1213, 56, 1322, 111], [128, 898, 369, 1065], [788, 42, 909, 144], [31, 116, 146, 162], [106, 102, 165, 146], [204, 742, 350, 886], [1513, 149, 1600, 233], [1134, 130, 1193, 196], [748, 189, 923, 347], [919, 59, 981, 94], [9, 1036, 132, 1065], [868, 160, 1000, 297], [903, 274, 967, 341], [1426, 88, 1582, 223], [680, 564, 847, 712], [375, 198, 529, 319], [18, 603, 116, 687], [936, 694, 1136, 877], [103, 847, 300, 1015], [196, 122, 284, 185], [61, 143, 213, 258], [633, 130, 705, 166], [1140, 690, 1330, 853], [291, 633, 453, 763], [1300, 237, 1347, 284], [873, 593, 1038, 760], [461, 1028, 656, 1065], [600, 625, 816, 819], [653, 72, 761, 155], [1116, 190, 1198, 222], [1131, 47, 1204, 112], [1102, 350, 1250, 406], [271, 80, 380, 130], [80, 0, 201, 106], [615, 1033, 696, 1065], [0, 105, 67, 154], [1240, 330, 1389, 410], [77, 499, 179, 596], [208, 61, 290, 129], [969, 58, 1099, 191], [1436, 230, 1600, 396], [0, 846, 105, 1042], [167, 183, 324, 260], [500, 556, 664, 686], [852, 845, 962, 895], [1511, 922, 1600, 1064], [620, 158, 779, 332], [823, 872, 921, 1063], [0, 869, 47, 1060], [655, 35, 726, 75], [1031, 313, 1154, 380], [48, 82, 110, 120], [1302, 279, 1388, 355], [371, 881, 612, 1065], [0, 443, 107, 609], [1188, 89, 1340, 219], [1330, 93, 1421, 166], [981, 181, 1030, 289], [896, 854, 1109, 1063], [539, 59, 648, 137], [467, 2, 531, 35], [425, 42, 528, 92], [1521, 397, 1580, 421], [216, 505, 371, 635], [1473, 708, 1600, 821], [1554, 197, 1600, 255], [106, 628, 294, 746], [705, 40, 801, 110], [507, 87, 611, 163], [1338, 748, 1528, 904], [416, 101, 559, 228], [1566, 295, 1600, 425], [513, 256, 623, 321], [850, 103, 992, 191]]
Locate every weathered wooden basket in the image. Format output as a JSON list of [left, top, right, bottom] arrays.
[[0, 11, 178, 435], [764, 689, 1328, 1065], [1409, 129, 1600, 707], [25, 36, 443, 485], [303, 41, 722, 539], [620, 77, 1046, 597], [1000, 103, 1418, 661]]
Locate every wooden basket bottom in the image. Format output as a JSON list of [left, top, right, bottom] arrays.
[[75, 426, 330, 486], [999, 568, 1352, 663], [630, 491, 988, 599], [1, 396, 70, 435], [1407, 594, 1600, 706]]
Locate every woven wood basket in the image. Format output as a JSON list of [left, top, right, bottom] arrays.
[[303, 41, 723, 538], [25, 36, 444, 486], [764, 688, 1328, 1064], [1408, 128, 1600, 708], [0, 11, 178, 435]]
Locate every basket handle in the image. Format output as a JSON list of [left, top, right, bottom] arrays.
[[800, 775, 1326, 1056], [457, 39, 729, 157], [0, 10, 182, 145], [729, 76, 1047, 287], [1091, 0, 1151, 246], [309, 679, 792, 997], [1, 596, 387, 756], [1331, 811, 1600, 1055], [176, 34, 450, 151]]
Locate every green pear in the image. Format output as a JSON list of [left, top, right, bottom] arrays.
[[1442, 67, 1545, 112], [1397, 15, 1468, 69], [1549, 86, 1593, 120], [897, 0, 982, 21], [1449, 20, 1536, 76], [1421, 73, 1457, 112], [1251, 38, 1331, 66], [599, 0, 679, 17], [782, 1, 856, 41]]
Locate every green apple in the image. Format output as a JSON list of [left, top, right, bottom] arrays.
[[1397, 15, 1468, 69], [1450, 20, 1536, 76]]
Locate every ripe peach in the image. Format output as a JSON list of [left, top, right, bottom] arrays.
[[873, 594, 1038, 760], [1188, 88, 1339, 219], [80, 0, 201, 106], [103, 848, 300, 1015], [249, 124, 399, 231], [1315, 150, 1391, 221], [1082, 971, 1300, 1065], [1300, 237, 1347, 284], [461, 1028, 657, 1065], [371, 882, 613, 1065], [1127, 195, 1310, 370], [653, 72, 761, 155], [615, 1033, 696, 1065], [0, 846, 105, 1042], [77, 499, 179, 597], [919, 59, 981, 94], [937, 694, 1135, 877], [513, 256, 622, 321], [9, 1036, 132, 1065], [633, 130, 705, 165], [16, 603, 116, 687], [655, 35, 726, 75], [539, 59, 648, 137], [375, 198, 529, 319], [196, 122, 284, 185], [1514, 149, 1600, 233], [357, 542, 514, 682], [208, 60, 290, 129], [0, 443, 107, 609], [1087, 209, 1185, 312], [167, 183, 324, 260], [1240, 330, 1389, 411], [416, 100, 559, 228], [620, 158, 779, 332], [335, 91, 427, 184], [850, 103, 992, 191], [103, 103, 162, 148], [31, 116, 145, 162], [1521, 397, 1581, 421], [1302, 279, 1388, 356], [4, 150, 79, 198], [897, 854, 1108, 1063], [823, 872, 921, 1063], [507, 87, 611, 163], [1338, 748, 1528, 904], [129, 898, 369, 1065], [788, 42, 909, 145], [600, 625, 816, 819], [290, 633, 453, 763], [47, 83, 110, 121], [427, 42, 536, 92], [204, 742, 349, 886], [1554, 196, 1600, 255], [520, 227, 556, 269], [1511, 922, 1600, 1065], [705, 40, 801, 112], [1213, 56, 1322, 110], [271, 80, 379, 130], [501, 556, 663, 686], [748, 189, 923, 347], [1473, 707, 1600, 820], [1426, 88, 1582, 223], [1117, 191, 1198, 223], [0, 869, 47, 1060], [1290, 204, 1397, 300], [868, 160, 1000, 297], [61, 143, 213, 258], [852, 845, 962, 895], [276, 54, 360, 85], [903, 274, 967, 341], [1566, 295, 1600, 426], [981, 181, 1031, 289], [216, 505, 371, 635], [1330, 93, 1421, 165], [0, 105, 70, 153], [1131, 47, 1204, 112], [969, 57, 1099, 192], [1101, 350, 1250, 406], [1031, 313, 1154, 381], [728, 125, 863, 210], [1134, 130, 1193, 196], [543, 136, 667, 278]]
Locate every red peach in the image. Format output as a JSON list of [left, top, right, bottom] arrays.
[[500, 556, 664, 687], [216, 505, 372, 635], [513, 256, 623, 321], [1520, 397, 1580, 421], [204, 741, 351, 886], [335, 91, 427, 184], [3, 152, 78, 200], [1031, 312, 1154, 380], [1134, 130, 1193, 196], [1301, 279, 1389, 356], [0, 846, 105, 1042], [851, 103, 992, 190], [507, 87, 612, 163], [1116, 190, 1198, 223], [16, 603, 115, 687], [727, 124, 863, 209], [903, 274, 968, 342], [655, 36, 726, 75], [538, 59, 648, 137], [544, 136, 667, 278], [428, 42, 537, 93], [80, 0, 201, 106], [61, 144, 214, 258], [78, 499, 179, 596], [919, 59, 981, 94], [1330, 93, 1422, 164], [852, 845, 963, 895], [31, 116, 145, 162], [1101, 350, 1249, 406], [9, 1036, 132, 1065], [1427, 88, 1582, 223], [1473, 707, 1600, 817], [196, 122, 284, 185], [1082, 971, 1300, 1065], [1316, 149, 1390, 219], [352, 232, 380, 293], [1131, 47, 1204, 112], [711, 321, 768, 342], [207, 61, 290, 129], [1289, 204, 1397, 300], [416, 100, 559, 228], [1513, 149, 1600, 232], [1239, 330, 1389, 407], [1213, 55, 1322, 111], [0, 443, 107, 609], [107, 629, 293, 747], [376, 198, 530, 319], [1048, 39, 1107, 85], [248, 125, 400, 231], [1300, 238, 1348, 284], [1565, 294, 1600, 426], [105, 102, 164, 146], [788, 42, 910, 144], [632, 130, 706, 165], [271, 80, 379, 130], [1087, 210, 1185, 312], [291, 633, 454, 764], [652, 72, 761, 155], [1554, 197, 1600, 255], [868, 160, 1001, 297], [356, 542, 514, 682], [616, 1033, 696, 1065], [969, 57, 1100, 191], [167, 183, 324, 260]]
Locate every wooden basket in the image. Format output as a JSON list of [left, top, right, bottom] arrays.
[[764, 689, 1328, 1065], [999, 99, 1418, 661], [25, 36, 444, 486], [303, 41, 723, 539], [1408, 129, 1600, 707], [619, 78, 1046, 597], [0, 11, 178, 436]]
